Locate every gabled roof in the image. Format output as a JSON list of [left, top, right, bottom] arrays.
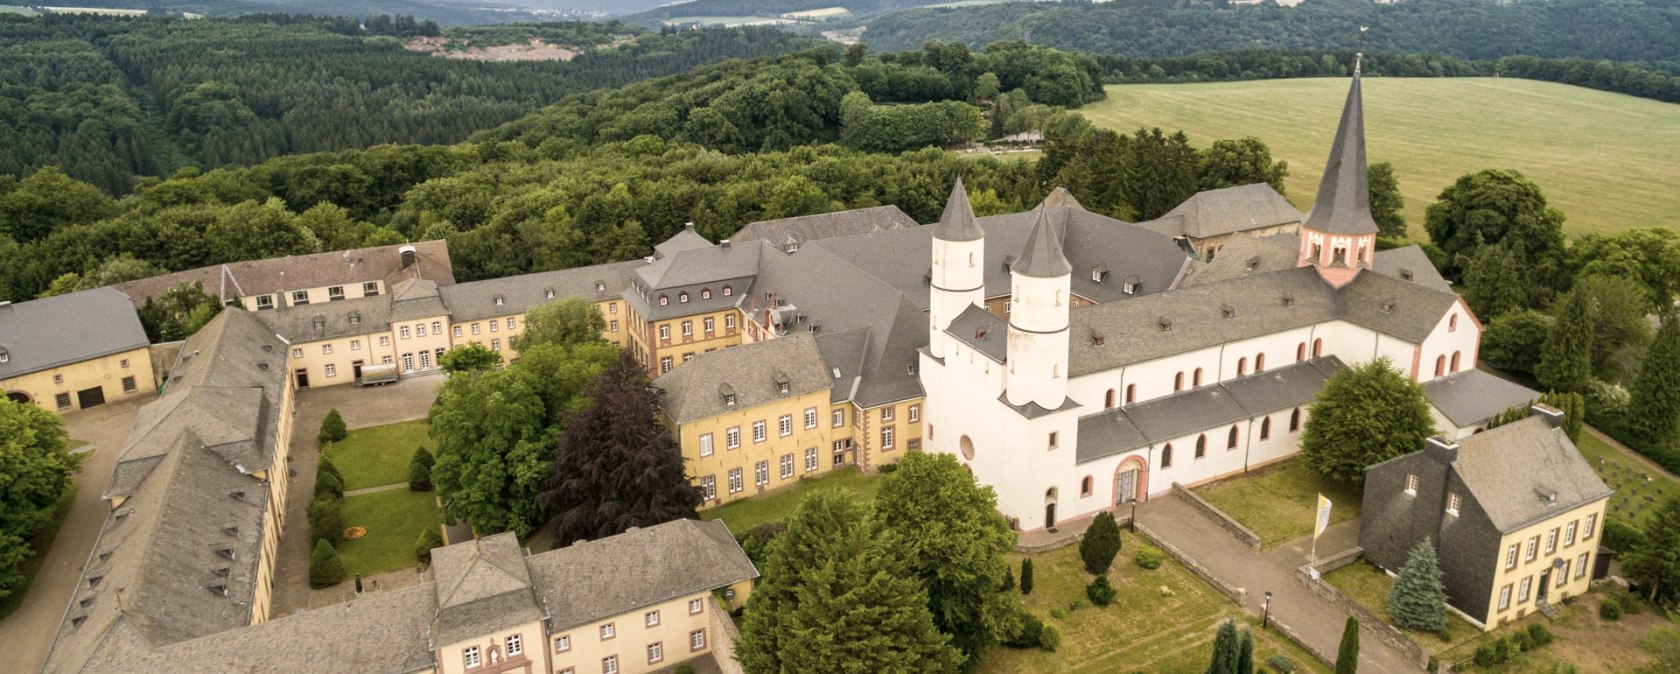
[[0, 287, 148, 380], [112, 240, 454, 309], [1425, 369, 1541, 428], [1303, 67, 1379, 236], [255, 293, 392, 342], [734, 205, 918, 247], [1012, 207, 1072, 278], [430, 532, 542, 647], [932, 178, 983, 242], [526, 519, 757, 631], [1449, 417, 1612, 532], [655, 333, 831, 424], [388, 278, 447, 322], [1138, 183, 1303, 240], [441, 260, 641, 323], [1371, 245, 1453, 293]]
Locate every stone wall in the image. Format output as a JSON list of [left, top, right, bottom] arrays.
[[1294, 551, 1438, 672], [1171, 482, 1263, 550], [708, 596, 745, 674]]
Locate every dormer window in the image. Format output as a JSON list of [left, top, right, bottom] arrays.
[[1091, 329, 1105, 346], [702, 289, 712, 300], [1002, 255, 1016, 270], [593, 282, 603, 292], [659, 296, 669, 306], [1381, 298, 1397, 313], [722, 286, 732, 297], [494, 296, 505, 307], [0, 348, 8, 363], [1092, 266, 1107, 283], [720, 384, 736, 406], [1245, 256, 1261, 272], [348, 312, 360, 325], [1122, 282, 1136, 294], [679, 292, 689, 303], [547, 288, 557, 299]]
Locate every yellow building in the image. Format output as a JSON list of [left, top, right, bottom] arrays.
[[1361, 409, 1612, 630], [114, 240, 455, 312], [1, 287, 156, 414]]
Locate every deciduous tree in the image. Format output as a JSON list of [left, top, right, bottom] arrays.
[[509, 297, 606, 352], [439, 342, 501, 373], [1196, 137, 1288, 195], [137, 281, 224, 342], [429, 367, 554, 537], [1424, 169, 1566, 285], [1387, 541, 1448, 632], [0, 399, 81, 601], [1302, 358, 1435, 485], [1479, 309, 1550, 375]]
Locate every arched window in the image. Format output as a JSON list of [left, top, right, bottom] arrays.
[[1161, 443, 1173, 469], [1449, 314, 1458, 332], [1080, 476, 1094, 497], [1435, 355, 1447, 377], [1450, 351, 1462, 373], [1195, 434, 1207, 458], [1260, 417, 1272, 440], [1256, 353, 1266, 372], [1228, 425, 1240, 449], [1313, 339, 1323, 358], [1237, 357, 1248, 377], [1290, 408, 1302, 432], [1125, 384, 1137, 405], [1193, 368, 1204, 387], [1174, 372, 1185, 392], [1105, 389, 1116, 409], [1297, 342, 1307, 362]]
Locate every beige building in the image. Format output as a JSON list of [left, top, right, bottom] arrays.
[[42, 308, 297, 672], [1136, 182, 1303, 259], [1, 287, 156, 414], [113, 240, 455, 312]]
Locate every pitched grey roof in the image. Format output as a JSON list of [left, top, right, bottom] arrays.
[[1450, 417, 1612, 532], [442, 260, 641, 323], [43, 310, 288, 674], [112, 240, 454, 309], [1303, 70, 1379, 235], [526, 519, 757, 631], [655, 333, 831, 424], [1179, 232, 1303, 288], [1012, 207, 1072, 278], [932, 178, 983, 242], [388, 278, 448, 322], [734, 205, 918, 247], [947, 304, 1007, 363], [1138, 183, 1303, 239], [1075, 357, 1342, 464], [430, 532, 543, 647], [0, 287, 148, 380], [1371, 245, 1453, 293], [654, 226, 714, 258], [1425, 369, 1541, 427], [255, 293, 391, 343]]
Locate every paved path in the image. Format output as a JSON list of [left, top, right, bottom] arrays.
[[1137, 495, 1420, 673], [0, 397, 150, 673], [344, 482, 409, 497]]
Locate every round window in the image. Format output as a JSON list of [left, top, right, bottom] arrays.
[[959, 435, 975, 461]]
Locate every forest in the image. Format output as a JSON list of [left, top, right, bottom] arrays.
[[0, 14, 820, 192], [862, 0, 1680, 63]]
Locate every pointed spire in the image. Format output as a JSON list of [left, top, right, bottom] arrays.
[[1039, 186, 1085, 211], [1011, 207, 1071, 278], [1302, 63, 1379, 236], [933, 178, 984, 242]]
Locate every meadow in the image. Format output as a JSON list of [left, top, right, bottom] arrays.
[[1083, 78, 1680, 238]]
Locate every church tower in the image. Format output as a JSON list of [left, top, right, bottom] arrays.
[[1004, 207, 1071, 409], [1299, 55, 1379, 288], [929, 179, 986, 359]]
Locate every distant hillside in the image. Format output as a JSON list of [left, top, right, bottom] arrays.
[[1082, 77, 1680, 237], [627, 0, 947, 26], [12, 0, 589, 24]]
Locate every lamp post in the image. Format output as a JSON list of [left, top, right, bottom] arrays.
[[1262, 591, 1273, 629], [1130, 499, 1138, 532]]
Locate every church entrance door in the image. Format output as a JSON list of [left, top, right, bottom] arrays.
[[1116, 469, 1138, 505]]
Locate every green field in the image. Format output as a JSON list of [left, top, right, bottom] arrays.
[[1083, 78, 1680, 237], [1194, 459, 1362, 547], [0, 5, 38, 15]]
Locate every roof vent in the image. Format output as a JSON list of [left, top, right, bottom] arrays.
[[1380, 298, 1397, 313], [721, 239, 732, 250], [207, 584, 229, 597], [1090, 329, 1105, 346], [228, 489, 246, 502], [1002, 255, 1016, 270], [261, 344, 273, 353], [906, 364, 916, 376], [1281, 293, 1295, 307], [213, 566, 230, 578], [1245, 256, 1262, 272], [975, 325, 990, 341], [1158, 317, 1173, 333], [257, 363, 270, 371], [1400, 268, 1415, 282], [1220, 304, 1236, 319], [214, 547, 236, 561], [222, 523, 239, 537], [70, 615, 87, 629], [832, 368, 842, 379]]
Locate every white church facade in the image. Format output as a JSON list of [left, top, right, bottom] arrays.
[[919, 65, 1494, 532]]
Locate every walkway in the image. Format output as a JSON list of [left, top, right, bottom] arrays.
[[0, 396, 151, 673], [1136, 495, 1420, 673]]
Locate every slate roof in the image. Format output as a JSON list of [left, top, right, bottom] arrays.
[[430, 532, 543, 647], [112, 240, 454, 309], [733, 205, 918, 247], [1449, 417, 1612, 532], [0, 287, 148, 380], [931, 179, 983, 242], [655, 333, 831, 424], [1371, 245, 1453, 293], [1303, 69, 1379, 236], [526, 519, 758, 631], [1074, 358, 1343, 464], [946, 304, 1007, 362], [1179, 233, 1303, 288], [1137, 183, 1303, 240], [43, 309, 288, 674], [1012, 207, 1073, 278], [442, 260, 641, 323], [255, 293, 391, 342], [388, 278, 449, 323], [1425, 369, 1542, 428]]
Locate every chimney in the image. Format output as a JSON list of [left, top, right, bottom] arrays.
[[683, 222, 695, 232], [1424, 436, 1459, 465], [399, 245, 417, 269], [721, 239, 732, 250], [1530, 403, 1565, 430]]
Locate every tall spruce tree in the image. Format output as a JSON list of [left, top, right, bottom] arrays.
[[1627, 313, 1680, 447], [1335, 617, 1360, 674], [1368, 161, 1406, 238], [1080, 510, 1122, 574], [1463, 242, 1527, 320], [1536, 284, 1595, 393], [541, 353, 700, 547], [1387, 541, 1449, 632], [1623, 495, 1680, 603], [1237, 628, 1255, 674], [1206, 618, 1240, 674]]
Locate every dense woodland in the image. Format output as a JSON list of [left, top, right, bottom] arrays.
[[0, 15, 820, 192], [863, 0, 1680, 63]]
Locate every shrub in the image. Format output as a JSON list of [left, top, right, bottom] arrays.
[[307, 497, 343, 545], [1473, 642, 1503, 667], [1500, 636, 1522, 660], [674, 666, 694, 674], [1600, 598, 1624, 620], [1021, 558, 1034, 595], [1049, 608, 1066, 620], [1039, 623, 1061, 651], [1615, 592, 1641, 614], [1526, 623, 1553, 647], [739, 521, 786, 565], [1135, 544, 1165, 570], [1604, 517, 1646, 553], [1003, 611, 1044, 648], [318, 408, 347, 447], [318, 455, 343, 484], [415, 526, 444, 565], [1001, 566, 1015, 592], [314, 470, 344, 499], [1086, 575, 1117, 606], [1080, 511, 1123, 574], [1511, 630, 1534, 652], [408, 459, 432, 491], [1266, 654, 1297, 673], [412, 446, 434, 468], [309, 538, 346, 588], [877, 462, 898, 474]]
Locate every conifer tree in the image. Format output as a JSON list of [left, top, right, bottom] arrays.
[[1021, 558, 1034, 595], [1463, 242, 1527, 320], [541, 353, 700, 547], [1627, 314, 1680, 447], [1536, 285, 1594, 393], [1237, 628, 1255, 674], [318, 408, 347, 447], [1387, 541, 1448, 632], [1335, 617, 1360, 674], [309, 538, 346, 588], [1207, 618, 1240, 674], [1080, 511, 1122, 574], [1623, 495, 1680, 603]]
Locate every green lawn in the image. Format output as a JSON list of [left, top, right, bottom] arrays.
[[700, 468, 884, 536], [336, 489, 440, 577], [323, 420, 433, 491], [1432, 588, 1672, 672], [1321, 558, 1479, 655], [0, 485, 76, 621], [1575, 430, 1678, 529], [975, 535, 1327, 673], [1083, 78, 1680, 237], [1194, 459, 1362, 547]]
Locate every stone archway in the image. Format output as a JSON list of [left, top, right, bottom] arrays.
[[1113, 455, 1148, 505], [1044, 487, 1059, 529], [6, 391, 30, 405]]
